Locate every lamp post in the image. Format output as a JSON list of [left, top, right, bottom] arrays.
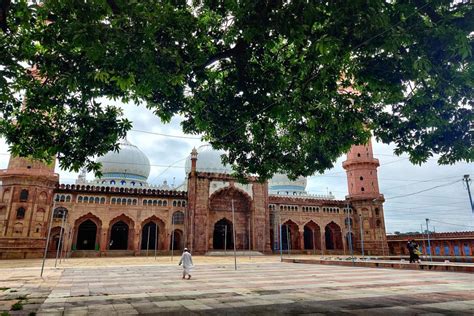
[[359, 213, 364, 258], [426, 218, 433, 262], [346, 202, 354, 265]]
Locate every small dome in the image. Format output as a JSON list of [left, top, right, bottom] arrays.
[[268, 173, 307, 195], [185, 145, 232, 175], [96, 138, 150, 182]]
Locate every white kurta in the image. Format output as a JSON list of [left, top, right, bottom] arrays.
[[179, 252, 193, 274]]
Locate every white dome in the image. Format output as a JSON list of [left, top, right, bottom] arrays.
[[96, 138, 150, 182], [185, 145, 232, 175], [269, 173, 307, 195]]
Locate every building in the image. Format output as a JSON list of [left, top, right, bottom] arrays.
[[387, 232, 474, 257], [0, 138, 387, 258]]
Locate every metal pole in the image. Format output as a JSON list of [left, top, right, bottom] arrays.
[[346, 204, 354, 265], [171, 218, 175, 262], [231, 199, 237, 270], [55, 209, 66, 268], [286, 224, 290, 257], [146, 226, 151, 257], [248, 219, 251, 259], [224, 225, 227, 255], [41, 199, 57, 277], [359, 214, 364, 258], [421, 224, 426, 256], [154, 223, 157, 260], [463, 175, 473, 213], [426, 218, 433, 262], [279, 211, 283, 262]]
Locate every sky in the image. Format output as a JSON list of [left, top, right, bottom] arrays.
[[0, 101, 472, 234]]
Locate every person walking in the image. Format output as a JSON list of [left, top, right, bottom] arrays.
[[179, 248, 193, 279]]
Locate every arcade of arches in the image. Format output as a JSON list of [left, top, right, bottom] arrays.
[[0, 140, 389, 259]]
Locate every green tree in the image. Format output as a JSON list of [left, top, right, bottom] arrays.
[[1, 0, 472, 178]]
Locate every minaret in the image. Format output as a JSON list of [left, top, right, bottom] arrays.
[[342, 139, 387, 256], [342, 139, 381, 200], [0, 155, 58, 258]]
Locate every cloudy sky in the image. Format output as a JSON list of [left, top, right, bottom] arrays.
[[1, 102, 472, 234]]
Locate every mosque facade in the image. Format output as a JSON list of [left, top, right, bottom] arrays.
[[0, 139, 388, 259]]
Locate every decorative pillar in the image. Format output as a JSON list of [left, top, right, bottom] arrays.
[[320, 230, 326, 255], [298, 228, 305, 251], [99, 226, 109, 254]]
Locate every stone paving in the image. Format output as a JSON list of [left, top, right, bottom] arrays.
[[0, 256, 473, 315]]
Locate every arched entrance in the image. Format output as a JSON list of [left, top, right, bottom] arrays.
[[141, 222, 158, 251], [76, 220, 97, 250], [170, 229, 183, 250], [213, 218, 233, 250], [282, 220, 299, 251], [346, 232, 355, 251], [325, 222, 343, 250], [304, 221, 321, 250], [110, 221, 129, 250]]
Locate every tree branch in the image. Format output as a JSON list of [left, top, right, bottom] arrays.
[[106, 0, 121, 15], [0, 0, 11, 33]]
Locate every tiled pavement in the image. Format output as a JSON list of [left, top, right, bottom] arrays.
[[1, 258, 473, 315]]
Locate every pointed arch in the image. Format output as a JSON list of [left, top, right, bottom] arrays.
[[325, 221, 343, 250], [73, 213, 103, 251], [303, 220, 321, 250], [282, 219, 299, 251], [213, 218, 233, 250], [140, 215, 165, 251], [108, 214, 135, 250]]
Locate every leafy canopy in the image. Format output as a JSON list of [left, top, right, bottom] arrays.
[[0, 0, 472, 179]]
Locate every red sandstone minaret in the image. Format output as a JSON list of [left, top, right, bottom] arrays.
[[342, 139, 381, 200], [342, 138, 388, 256], [0, 155, 58, 258]]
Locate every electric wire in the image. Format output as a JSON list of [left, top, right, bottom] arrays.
[[384, 180, 461, 200]]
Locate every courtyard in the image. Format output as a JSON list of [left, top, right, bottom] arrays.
[[0, 256, 473, 315]]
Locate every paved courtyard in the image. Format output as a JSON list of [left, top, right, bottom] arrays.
[[0, 256, 473, 315]]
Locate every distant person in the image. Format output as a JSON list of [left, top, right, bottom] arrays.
[[179, 248, 193, 279], [413, 241, 422, 263], [407, 240, 416, 263]]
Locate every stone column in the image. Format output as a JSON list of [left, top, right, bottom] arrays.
[[298, 228, 305, 251], [133, 224, 141, 255], [99, 226, 109, 254], [320, 230, 326, 255]]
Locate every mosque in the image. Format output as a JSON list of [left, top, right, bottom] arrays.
[[0, 137, 388, 258]]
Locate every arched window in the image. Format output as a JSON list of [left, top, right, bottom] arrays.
[[83, 196, 89, 203], [173, 201, 177, 207], [376, 219, 382, 227], [19, 189, 28, 202], [375, 208, 380, 216], [158, 200, 162, 206], [110, 180, 116, 185], [172, 211, 185, 224], [66, 195, 71, 202], [78, 196, 83, 203], [132, 199, 137, 205], [100, 197, 106, 204], [95, 197, 100, 203], [163, 201, 167, 207], [112, 198, 116, 204], [153, 200, 158, 206], [16, 207, 26, 219], [143, 199, 147, 205]]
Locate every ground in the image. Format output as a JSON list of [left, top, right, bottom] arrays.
[[0, 256, 473, 315]]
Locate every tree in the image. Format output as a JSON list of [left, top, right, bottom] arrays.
[[1, 0, 472, 178]]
